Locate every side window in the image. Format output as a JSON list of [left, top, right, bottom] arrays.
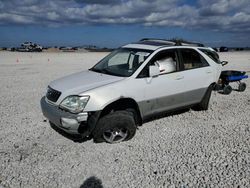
[[137, 50, 178, 78], [199, 49, 221, 64], [181, 49, 209, 70]]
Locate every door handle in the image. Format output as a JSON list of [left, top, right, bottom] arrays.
[[175, 75, 184, 80], [206, 70, 212, 74]]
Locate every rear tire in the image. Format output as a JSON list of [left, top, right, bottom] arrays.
[[192, 85, 213, 111], [92, 111, 136, 144], [238, 82, 246, 92], [223, 85, 232, 95]]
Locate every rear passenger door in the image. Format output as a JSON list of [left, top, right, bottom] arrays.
[[178, 48, 214, 104]]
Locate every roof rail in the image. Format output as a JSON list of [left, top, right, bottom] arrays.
[[139, 38, 204, 47]]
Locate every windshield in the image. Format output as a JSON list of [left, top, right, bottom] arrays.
[[90, 48, 152, 77]]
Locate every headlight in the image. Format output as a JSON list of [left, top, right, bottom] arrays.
[[59, 96, 89, 113]]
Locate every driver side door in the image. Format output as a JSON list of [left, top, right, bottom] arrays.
[[135, 49, 190, 118]]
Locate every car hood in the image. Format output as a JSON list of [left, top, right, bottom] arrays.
[[49, 70, 125, 95]]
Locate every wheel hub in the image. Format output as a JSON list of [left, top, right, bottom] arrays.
[[103, 128, 128, 144]]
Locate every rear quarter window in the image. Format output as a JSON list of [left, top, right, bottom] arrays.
[[199, 49, 221, 64]]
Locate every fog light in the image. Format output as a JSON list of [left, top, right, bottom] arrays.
[[61, 118, 79, 129], [77, 113, 88, 121]]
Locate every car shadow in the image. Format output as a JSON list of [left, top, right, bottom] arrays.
[[217, 89, 239, 95], [80, 176, 103, 188], [49, 108, 191, 143], [50, 122, 91, 143], [49, 108, 190, 143]]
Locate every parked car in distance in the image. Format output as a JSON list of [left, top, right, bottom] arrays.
[[17, 42, 43, 52], [41, 39, 223, 144]]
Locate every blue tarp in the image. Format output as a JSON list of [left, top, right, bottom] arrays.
[[228, 75, 248, 81]]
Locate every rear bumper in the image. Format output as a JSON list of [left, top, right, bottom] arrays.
[[40, 96, 90, 136]]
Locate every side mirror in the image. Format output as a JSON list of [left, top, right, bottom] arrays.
[[149, 65, 160, 77], [221, 61, 228, 66]]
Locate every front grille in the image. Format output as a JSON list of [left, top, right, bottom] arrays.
[[46, 87, 61, 102]]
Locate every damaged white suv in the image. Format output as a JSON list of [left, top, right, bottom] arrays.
[[41, 39, 223, 144]]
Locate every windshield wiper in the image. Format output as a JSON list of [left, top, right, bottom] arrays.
[[90, 67, 125, 77], [89, 67, 113, 75], [89, 67, 103, 73]]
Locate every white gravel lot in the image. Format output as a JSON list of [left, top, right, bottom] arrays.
[[0, 51, 250, 188]]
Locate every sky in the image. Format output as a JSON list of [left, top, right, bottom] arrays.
[[0, 0, 250, 48]]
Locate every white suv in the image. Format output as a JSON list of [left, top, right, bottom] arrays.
[[41, 39, 223, 144]]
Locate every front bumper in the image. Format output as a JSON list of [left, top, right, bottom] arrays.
[[40, 96, 89, 136]]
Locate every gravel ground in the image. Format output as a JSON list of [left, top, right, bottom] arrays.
[[0, 51, 249, 188]]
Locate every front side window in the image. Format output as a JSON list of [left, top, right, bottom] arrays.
[[90, 48, 152, 77], [138, 49, 178, 78], [181, 49, 209, 70]]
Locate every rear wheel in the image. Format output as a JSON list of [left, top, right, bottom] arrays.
[[223, 85, 232, 95], [92, 111, 136, 144], [238, 82, 246, 92]]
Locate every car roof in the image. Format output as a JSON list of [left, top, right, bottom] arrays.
[[122, 38, 206, 51]]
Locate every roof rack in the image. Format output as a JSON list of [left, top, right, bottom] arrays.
[[139, 38, 204, 47]]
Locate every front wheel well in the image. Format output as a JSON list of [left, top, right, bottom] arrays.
[[100, 98, 142, 126]]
